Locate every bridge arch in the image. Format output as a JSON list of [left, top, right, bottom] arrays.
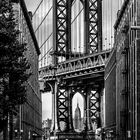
[[72, 92, 85, 132]]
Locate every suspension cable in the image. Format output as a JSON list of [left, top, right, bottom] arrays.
[[79, 0, 81, 55], [71, 8, 84, 24], [39, 47, 53, 62], [108, 0, 111, 49], [32, 0, 43, 16], [110, 0, 112, 49], [35, 6, 53, 33], [105, 0, 108, 50]]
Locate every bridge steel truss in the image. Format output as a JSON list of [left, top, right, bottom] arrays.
[[40, 0, 109, 139]]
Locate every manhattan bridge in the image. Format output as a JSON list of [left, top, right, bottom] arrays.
[[32, 0, 140, 139]]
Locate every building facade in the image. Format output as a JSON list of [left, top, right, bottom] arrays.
[[105, 0, 140, 140], [104, 47, 116, 139], [12, 0, 42, 139]]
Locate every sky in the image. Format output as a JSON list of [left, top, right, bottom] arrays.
[[24, 0, 41, 13], [41, 93, 52, 120], [24, 0, 125, 121]]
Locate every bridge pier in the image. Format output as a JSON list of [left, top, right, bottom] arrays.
[[47, 78, 104, 140], [67, 88, 74, 131], [83, 88, 92, 132], [50, 82, 60, 132]]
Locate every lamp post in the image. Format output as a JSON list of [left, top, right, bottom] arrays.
[[19, 105, 22, 140], [14, 129, 23, 139], [14, 106, 23, 139]]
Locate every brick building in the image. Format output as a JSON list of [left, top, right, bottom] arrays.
[[105, 0, 140, 140], [104, 47, 116, 139], [11, 0, 42, 139]]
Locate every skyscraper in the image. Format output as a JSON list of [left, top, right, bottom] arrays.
[[74, 103, 82, 132]]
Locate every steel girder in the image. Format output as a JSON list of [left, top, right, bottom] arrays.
[[39, 51, 110, 81], [89, 88, 101, 128], [52, 0, 102, 64], [85, 0, 102, 53], [52, 0, 72, 64], [57, 87, 69, 131]]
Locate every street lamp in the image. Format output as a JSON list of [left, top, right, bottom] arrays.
[[14, 129, 18, 138], [14, 129, 23, 138], [20, 129, 23, 137]]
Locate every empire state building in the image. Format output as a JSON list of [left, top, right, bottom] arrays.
[[74, 103, 82, 132]]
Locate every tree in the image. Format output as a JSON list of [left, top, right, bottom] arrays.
[[0, 0, 31, 136]]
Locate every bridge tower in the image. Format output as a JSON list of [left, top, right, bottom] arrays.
[[40, 0, 110, 139]]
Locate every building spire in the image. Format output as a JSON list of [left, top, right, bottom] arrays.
[[77, 96, 79, 107], [74, 95, 82, 131]]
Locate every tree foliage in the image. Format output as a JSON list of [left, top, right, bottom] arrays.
[[0, 0, 31, 128]]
